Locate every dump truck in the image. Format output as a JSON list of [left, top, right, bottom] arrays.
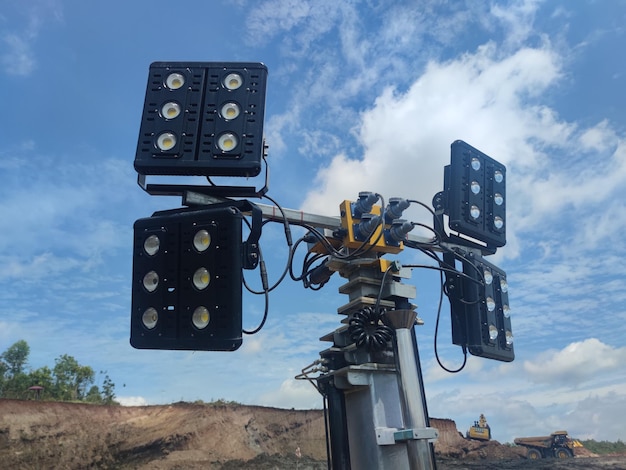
[[466, 414, 491, 441], [514, 430, 582, 459]]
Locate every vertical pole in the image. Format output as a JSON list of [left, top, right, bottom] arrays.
[[386, 309, 436, 470], [321, 379, 351, 470], [411, 328, 439, 467]]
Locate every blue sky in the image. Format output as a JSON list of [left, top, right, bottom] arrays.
[[1, 0, 626, 444]]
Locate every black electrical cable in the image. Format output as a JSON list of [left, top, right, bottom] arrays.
[[290, 223, 343, 258], [402, 263, 483, 285], [409, 222, 440, 243], [300, 253, 328, 289], [433, 269, 467, 373], [243, 288, 269, 335], [289, 194, 388, 262], [348, 306, 394, 351], [241, 194, 295, 294], [231, 207, 270, 335], [407, 198, 444, 236], [243, 245, 270, 335], [288, 237, 310, 283], [373, 262, 395, 313], [344, 193, 387, 259], [432, 242, 488, 287], [407, 198, 437, 218]]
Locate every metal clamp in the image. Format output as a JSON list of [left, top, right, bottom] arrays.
[[375, 427, 439, 446]]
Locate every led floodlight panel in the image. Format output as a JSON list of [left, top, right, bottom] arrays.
[[135, 62, 268, 177], [462, 256, 514, 362], [130, 206, 244, 351], [447, 140, 506, 247]]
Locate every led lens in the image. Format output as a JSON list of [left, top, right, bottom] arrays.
[[144, 235, 160, 256], [484, 270, 493, 285], [503, 304, 511, 318], [143, 271, 159, 292], [471, 157, 481, 171], [505, 330, 514, 345], [494, 193, 504, 206], [223, 73, 243, 90], [192, 306, 210, 330], [193, 230, 211, 252], [161, 102, 181, 120], [486, 297, 496, 312], [165, 73, 185, 90], [220, 102, 240, 120], [471, 181, 481, 194], [142, 307, 158, 330], [192, 267, 211, 290], [156, 132, 176, 151], [489, 324, 498, 341], [470, 205, 480, 219], [494, 170, 504, 183], [500, 278, 508, 293], [494, 216, 504, 229], [217, 132, 238, 152]]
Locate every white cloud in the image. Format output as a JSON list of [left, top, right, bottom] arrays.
[[490, 0, 543, 47], [300, 41, 563, 217], [117, 396, 149, 407], [424, 339, 626, 442], [243, 1, 343, 43], [295, 28, 626, 277], [258, 378, 322, 409], [523, 338, 626, 385], [0, 0, 63, 76], [579, 119, 617, 152], [561, 393, 626, 440], [423, 353, 484, 383], [1, 34, 36, 76], [0, 252, 82, 281]]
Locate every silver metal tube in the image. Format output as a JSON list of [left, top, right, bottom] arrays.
[[184, 191, 434, 244], [387, 309, 435, 470]]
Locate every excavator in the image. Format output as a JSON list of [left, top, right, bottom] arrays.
[[466, 414, 491, 441]]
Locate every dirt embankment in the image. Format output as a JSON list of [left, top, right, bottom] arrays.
[[0, 399, 624, 469], [0, 399, 325, 469]]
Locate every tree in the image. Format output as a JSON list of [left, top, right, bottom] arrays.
[[0, 341, 116, 403], [101, 374, 117, 404], [0, 360, 7, 393], [27, 366, 54, 398], [85, 385, 103, 403], [53, 354, 95, 401], [0, 340, 31, 398], [1, 340, 30, 377], [0, 372, 30, 399]]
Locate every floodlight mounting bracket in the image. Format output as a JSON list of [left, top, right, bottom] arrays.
[[136, 154, 270, 199], [442, 232, 497, 257], [157, 197, 262, 271], [432, 191, 497, 256]]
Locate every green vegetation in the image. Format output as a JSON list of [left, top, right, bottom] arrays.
[[581, 439, 626, 455], [190, 398, 242, 407], [0, 340, 117, 404]]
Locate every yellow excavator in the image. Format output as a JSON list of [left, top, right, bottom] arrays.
[[466, 414, 491, 441]]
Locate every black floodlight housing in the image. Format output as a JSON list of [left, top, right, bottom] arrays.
[[443, 140, 506, 248], [131, 204, 247, 351], [135, 61, 268, 179], [445, 251, 514, 362]]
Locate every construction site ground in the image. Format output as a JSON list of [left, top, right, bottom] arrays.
[[1, 399, 624, 469]]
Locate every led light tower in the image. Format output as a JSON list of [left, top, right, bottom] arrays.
[[130, 205, 244, 351], [445, 140, 506, 248], [134, 62, 268, 178]]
